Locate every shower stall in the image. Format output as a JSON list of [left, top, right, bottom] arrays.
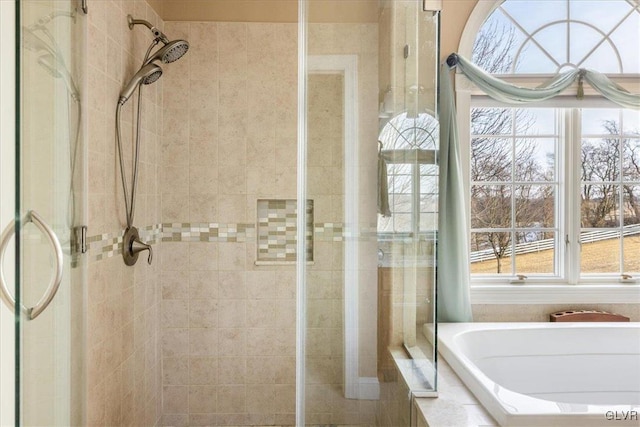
[[0, 0, 439, 425]]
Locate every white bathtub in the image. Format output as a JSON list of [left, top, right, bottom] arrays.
[[437, 323, 640, 427]]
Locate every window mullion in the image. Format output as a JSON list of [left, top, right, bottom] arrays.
[[566, 108, 582, 285]]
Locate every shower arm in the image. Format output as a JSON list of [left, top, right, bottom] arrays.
[[127, 15, 169, 44]]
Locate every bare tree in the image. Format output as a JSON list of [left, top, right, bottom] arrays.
[[469, 21, 549, 272], [581, 120, 640, 227]]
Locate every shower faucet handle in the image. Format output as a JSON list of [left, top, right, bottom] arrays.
[[131, 237, 153, 265], [123, 226, 153, 266]]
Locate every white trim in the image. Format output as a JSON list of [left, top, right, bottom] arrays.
[[295, 1, 308, 424], [358, 377, 380, 400], [307, 54, 360, 399], [472, 284, 640, 304]]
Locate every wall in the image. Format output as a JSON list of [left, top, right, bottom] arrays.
[[158, 21, 298, 427], [158, 18, 380, 426], [440, 0, 478, 61], [85, 1, 163, 425], [473, 304, 640, 322], [148, 0, 379, 23]]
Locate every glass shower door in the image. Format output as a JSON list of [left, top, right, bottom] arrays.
[[0, 0, 86, 425]]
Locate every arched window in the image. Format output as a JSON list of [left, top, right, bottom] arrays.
[[459, 0, 640, 286], [474, 0, 640, 74], [377, 112, 439, 235]]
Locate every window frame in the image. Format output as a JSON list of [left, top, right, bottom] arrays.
[[456, 73, 640, 303]]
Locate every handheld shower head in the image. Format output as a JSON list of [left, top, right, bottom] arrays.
[[144, 39, 189, 65], [118, 63, 162, 105], [37, 54, 80, 101]]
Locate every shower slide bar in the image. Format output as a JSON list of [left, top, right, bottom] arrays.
[[0, 210, 64, 320]]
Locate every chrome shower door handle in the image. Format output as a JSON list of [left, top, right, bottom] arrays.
[[0, 210, 64, 320]]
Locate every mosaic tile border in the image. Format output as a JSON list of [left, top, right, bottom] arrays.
[[161, 223, 255, 243], [85, 221, 377, 263], [86, 224, 162, 262]]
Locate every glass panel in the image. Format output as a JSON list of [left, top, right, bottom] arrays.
[[581, 230, 621, 273], [624, 233, 640, 273], [18, 0, 86, 425], [581, 109, 621, 136], [521, 109, 557, 135], [390, 173, 412, 194], [515, 185, 554, 227], [570, 1, 632, 33], [579, 42, 622, 74], [623, 140, 640, 182], [515, 138, 556, 181], [581, 138, 621, 182], [471, 185, 512, 228], [622, 110, 640, 134], [470, 232, 513, 275], [610, 11, 640, 74], [623, 186, 640, 225], [420, 194, 437, 212], [581, 185, 620, 227], [419, 177, 437, 195], [419, 213, 437, 232], [515, 232, 555, 274], [471, 138, 512, 182], [306, 1, 438, 421], [471, 108, 511, 136], [569, 22, 610, 68], [501, 1, 566, 33]]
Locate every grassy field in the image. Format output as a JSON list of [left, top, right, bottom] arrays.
[[471, 235, 640, 274]]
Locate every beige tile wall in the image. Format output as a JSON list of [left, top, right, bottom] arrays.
[[159, 21, 299, 427], [158, 20, 380, 426], [86, 1, 163, 425]]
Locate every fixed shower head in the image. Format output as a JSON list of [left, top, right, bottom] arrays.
[[144, 39, 189, 65], [118, 63, 163, 105]]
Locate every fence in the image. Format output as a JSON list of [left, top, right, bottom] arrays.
[[470, 224, 640, 263]]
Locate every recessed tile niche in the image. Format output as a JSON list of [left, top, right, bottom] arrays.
[[256, 199, 314, 263]]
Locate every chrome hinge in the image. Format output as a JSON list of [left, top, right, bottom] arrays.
[[74, 225, 88, 254], [403, 44, 410, 59], [81, 0, 88, 14]]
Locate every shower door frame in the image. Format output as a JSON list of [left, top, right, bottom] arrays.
[[306, 54, 364, 399], [0, 1, 17, 424]]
